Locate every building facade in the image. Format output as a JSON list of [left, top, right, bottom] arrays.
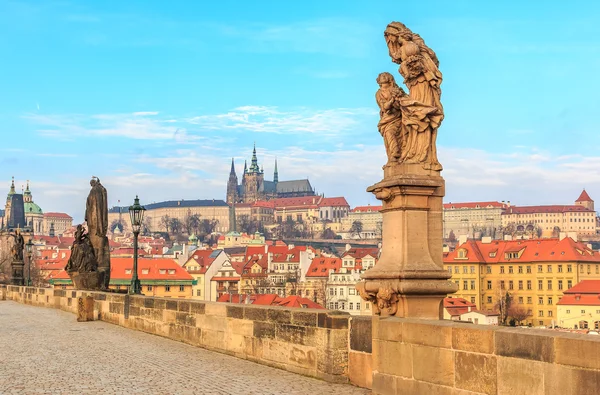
[[557, 280, 600, 330], [444, 237, 600, 327], [226, 145, 315, 204], [341, 205, 383, 239], [43, 212, 73, 236], [501, 190, 597, 239], [443, 201, 507, 239]]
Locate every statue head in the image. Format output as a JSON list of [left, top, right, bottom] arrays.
[[90, 176, 99, 187], [384, 22, 413, 64], [377, 72, 396, 87]]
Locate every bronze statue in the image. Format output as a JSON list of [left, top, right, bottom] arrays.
[[65, 177, 111, 290], [9, 230, 24, 261], [378, 22, 444, 171], [65, 225, 97, 273]]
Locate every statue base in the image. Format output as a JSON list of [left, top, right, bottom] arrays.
[[356, 163, 457, 319], [11, 259, 25, 286], [68, 270, 109, 291]]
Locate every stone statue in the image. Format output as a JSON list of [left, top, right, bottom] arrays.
[[65, 225, 97, 273], [65, 177, 111, 290], [9, 231, 24, 261], [378, 22, 444, 171], [357, 22, 456, 319]]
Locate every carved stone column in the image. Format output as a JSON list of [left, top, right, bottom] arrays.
[[357, 163, 457, 319]]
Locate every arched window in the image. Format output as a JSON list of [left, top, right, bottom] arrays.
[[579, 320, 589, 329]]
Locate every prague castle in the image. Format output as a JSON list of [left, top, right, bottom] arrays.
[[226, 145, 315, 204]]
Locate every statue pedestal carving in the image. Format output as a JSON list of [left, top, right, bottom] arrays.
[[11, 259, 25, 286], [357, 164, 457, 319]]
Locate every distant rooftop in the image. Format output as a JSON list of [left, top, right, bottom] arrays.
[[109, 199, 228, 213]]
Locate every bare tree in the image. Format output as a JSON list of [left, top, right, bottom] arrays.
[[508, 304, 530, 326], [350, 221, 363, 239], [169, 218, 183, 235], [184, 211, 201, 235], [159, 215, 171, 233], [494, 283, 512, 325]]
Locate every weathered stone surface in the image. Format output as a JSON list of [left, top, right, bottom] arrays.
[[496, 329, 554, 363], [402, 319, 452, 348], [253, 321, 276, 339], [497, 357, 544, 395], [268, 308, 292, 324], [77, 296, 94, 322], [348, 351, 373, 389], [350, 316, 373, 353], [554, 332, 600, 370], [412, 345, 454, 386], [190, 301, 205, 315], [452, 324, 496, 354], [226, 305, 244, 319], [454, 351, 497, 394], [205, 303, 227, 317], [373, 372, 397, 395], [243, 306, 267, 321], [177, 301, 191, 313], [377, 339, 412, 379], [292, 311, 318, 327]]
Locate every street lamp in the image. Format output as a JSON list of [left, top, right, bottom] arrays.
[[25, 239, 33, 286], [128, 195, 146, 295]]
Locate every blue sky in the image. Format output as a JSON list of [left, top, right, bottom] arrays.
[[1, 0, 600, 222]]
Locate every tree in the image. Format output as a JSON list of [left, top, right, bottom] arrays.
[[169, 218, 183, 235], [350, 221, 364, 239], [495, 287, 512, 325], [321, 228, 336, 240], [141, 216, 152, 236], [159, 215, 171, 233], [508, 304, 530, 326], [109, 219, 124, 233], [314, 278, 330, 307], [375, 221, 383, 238], [448, 230, 457, 243], [184, 212, 201, 235]]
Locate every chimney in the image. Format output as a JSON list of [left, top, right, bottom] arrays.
[[345, 243, 351, 252], [504, 235, 512, 241], [481, 236, 492, 244], [559, 232, 567, 241], [458, 235, 468, 245]]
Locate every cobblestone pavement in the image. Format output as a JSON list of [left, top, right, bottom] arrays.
[[0, 302, 369, 395]]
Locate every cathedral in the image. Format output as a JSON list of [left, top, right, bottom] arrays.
[[226, 145, 315, 204]]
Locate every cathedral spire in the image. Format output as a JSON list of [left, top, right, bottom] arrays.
[[273, 159, 279, 183], [9, 176, 15, 195], [229, 158, 236, 176], [243, 160, 247, 175], [249, 142, 260, 173]]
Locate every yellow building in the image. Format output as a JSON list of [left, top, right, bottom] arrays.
[[341, 205, 383, 239], [557, 280, 600, 330], [51, 257, 195, 298], [443, 201, 507, 239], [444, 237, 600, 327]]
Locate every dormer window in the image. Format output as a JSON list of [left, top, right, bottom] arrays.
[[456, 249, 467, 259]]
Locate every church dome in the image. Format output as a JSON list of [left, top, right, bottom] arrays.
[[24, 201, 43, 215]]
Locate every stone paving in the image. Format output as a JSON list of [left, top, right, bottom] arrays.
[[0, 302, 370, 395]]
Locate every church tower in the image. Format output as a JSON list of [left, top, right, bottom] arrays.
[[226, 158, 239, 204], [243, 144, 264, 203], [5, 177, 15, 227], [273, 159, 279, 184], [576, 189, 595, 211]]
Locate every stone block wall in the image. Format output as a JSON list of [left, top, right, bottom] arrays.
[[372, 316, 600, 395], [1, 286, 359, 385]]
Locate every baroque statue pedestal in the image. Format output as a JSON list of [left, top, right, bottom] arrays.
[[11, 259, 25, 286], [357, 164, 457, 319]]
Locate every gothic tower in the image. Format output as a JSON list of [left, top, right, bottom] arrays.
[[243, 144, 264, 203], [273, 159, 279, 184], [5, 177, 15, 227], [226, 158, 239, 204]]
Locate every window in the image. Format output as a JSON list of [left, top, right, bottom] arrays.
[[547, 280, 553, 290], [509, 266, 514, 274], [518, 266, 523, 274], [567, 265, 572, 273], [463, 281, 468, 290], [334, 302, 339, 310], [566, 309, 571, 314], [165, 285, 171, 292], [538, 297, 544, 305], [471, 297, 476, 304], [558, 280, 563, 290], [470, 266, 475, 274], [448, 267, 452, 275], [357, 302, 361, 310], [470, 280, 475, 290], [538, 265, 543, 273], [147, 285, 153, 291], [581, 310, 586, 314], [518, 280, 523, 290], [463, 266, 468, 274], [159, 269, 166, 274], [527, 266, 532, 274], [568, 280, 573, 289], [500, 280, 505, 290], [500, 266, 505, 274], [196, 289, 201, 296], [179, 285, 185, 292], [527, 280, 532, 290], [548, 297, 553, 305], [487, 296, 492, 303], [125, 269, 132, 275], [455, 267, 460, 274], [330, 288, 334, 296], [558, 265, 563, 273], [487, 281, 492, 290], [580, 265, 584, 273], [486, 266, 492, 274], [340, 288, 344, 296], [457, 250, 467, 259], [538, 280, 543, 290], [509, 280, 514, 290], [349, 303, 354, 310], [539, 311, 544, 317], [341, 302, 345, 310], [527, 297, 532, 304], [518, 297, 524, 304]]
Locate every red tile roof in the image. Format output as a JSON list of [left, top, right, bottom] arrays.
[[277, 296, 325, 309], [43, 212, 73, 219], [576, 189, 594, 203], [318, 197, 349, 208], [306, 257, 342, 277], [343, 248, 379, 261], [504, 205, 593, 214], [445, 238, 600, 264], [183, 249, 216, 274], [217, 294, 324, 309], [271, 196, 321, 209], [253, 200, 275, 209], [443, 201, 506, 209], [557, 281, 600, 306], [351, 205, 382, 213], [111, 248, 148, 257], [53, 258, 192, 281]]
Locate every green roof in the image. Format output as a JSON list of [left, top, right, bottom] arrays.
[[24, 201, 43, 215]]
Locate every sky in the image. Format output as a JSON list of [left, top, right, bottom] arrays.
[[1, 0, 600, 223]]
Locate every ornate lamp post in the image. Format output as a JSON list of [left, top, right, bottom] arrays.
[[25, 239, 34, 286], [128, 196, 146, 295]]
